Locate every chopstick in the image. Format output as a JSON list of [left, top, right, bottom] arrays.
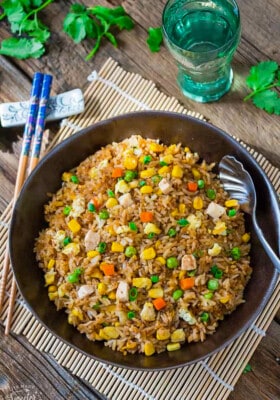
[[0, 73, 53, 334]]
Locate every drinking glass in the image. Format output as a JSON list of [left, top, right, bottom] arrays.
[[162, 0, 241, 102]]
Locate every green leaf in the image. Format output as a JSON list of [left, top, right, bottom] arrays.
[[31, 0, 44, 7], [243, 364, 252, 374], [246, 60, 278, 91], [252, 90, 279, 114], [113, 15, 134, 30], [146, 27, 163, 52], [104, 31, 117, 47], [71, 3, 87, 13], [30, 27, 50, 42], [0, 37, 45, 59], [90, 5, 126, 19], [81, 14, 98, 39]]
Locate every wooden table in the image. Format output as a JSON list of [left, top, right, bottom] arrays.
[[0, 0, 279, 399]]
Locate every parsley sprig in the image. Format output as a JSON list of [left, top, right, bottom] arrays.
[[244, 61, 280, 115], [0, 0, 53, 59], [63, 4, 134, 61]]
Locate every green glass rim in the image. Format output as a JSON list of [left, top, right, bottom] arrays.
[[162, 0, 241, 55]]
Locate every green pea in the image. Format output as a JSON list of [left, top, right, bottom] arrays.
[[70, 175, 79, 184], [63, 206, 71, 216], [172, 289, 183, 300], [129, 222, 138, 232], [127, 311, 135, 319], [159, 161, 168, 166], [124, 170, 137, 182], [166, 257, 178, 269], [200, 312, 209, 322], [197, 179, 205, 189], [107, 189, 115, 198], [143, 155, 152, 164], [206, 189, 216, 200], [204, 292, 214, 299], [125, 246, 137, 257], [129, 287, 138, 301], [63, 236, 72, 246], [207, 279, 219, 291], [147, 232, 155, 239], [231, 247, 241, 260], [99, 210, 109, 219], [88, 202, 96, 212], [150, 275, 159, 283], [210, 265, 223, 279], [97, 242, 106, 254], [151, 175, 162, 184], [168, 228, 176, 237], [177, 218, 189, 227], [228, 209, 237, 217], [67, 268, 82, 284], [139, 180, 146, 187]]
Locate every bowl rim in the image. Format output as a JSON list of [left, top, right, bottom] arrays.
[[9, 110, 279, 370]]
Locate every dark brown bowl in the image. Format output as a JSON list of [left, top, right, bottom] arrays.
[[9, 111, 279, 370]]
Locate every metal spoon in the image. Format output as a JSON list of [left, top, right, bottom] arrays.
[[219, 155, 280, 273]]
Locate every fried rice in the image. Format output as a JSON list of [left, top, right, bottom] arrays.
[[34, 135, 252, 356]]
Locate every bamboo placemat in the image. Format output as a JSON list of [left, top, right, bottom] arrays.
[[1, 57, 279, 400]]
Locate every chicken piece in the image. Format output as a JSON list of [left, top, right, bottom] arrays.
[[77, 285, 95, 299], [116, 281, 129, 302], [181, 254, 197, 271], [158, 178, 172, 194], [140, 302, 156, 321], [118, 193, 134, 207], [206, 202, 225, 220], [84, 230, 100, 252]]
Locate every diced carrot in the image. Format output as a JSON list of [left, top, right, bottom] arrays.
[[187, 181, 198, 192], [140, 211, 153, 222], [179, 277, 195, 290], [100, 263, 115, 276], [92, 197, 100, 210], [112, 168, 124, 178], [152, 297, 166, 311]]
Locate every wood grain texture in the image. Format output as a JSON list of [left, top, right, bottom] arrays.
[[0, 0, 279, 399]]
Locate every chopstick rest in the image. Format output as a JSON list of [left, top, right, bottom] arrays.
[[0, 88, 84, 127]]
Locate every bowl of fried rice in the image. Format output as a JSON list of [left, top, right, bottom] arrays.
[[9, 111, 279, 370]]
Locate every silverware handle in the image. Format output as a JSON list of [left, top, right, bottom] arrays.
[[252, 214, 280, 273]]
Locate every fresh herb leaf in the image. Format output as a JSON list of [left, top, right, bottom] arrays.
[[246, 61, 278, 91], [64, 4, 134, 61], [244, 60, 280, 114], [0, 37, 45, 59], [243, 363, 252, 374], [146, 27, 163, 52]]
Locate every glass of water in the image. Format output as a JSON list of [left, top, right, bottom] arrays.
[[162, 0, 241, 102]]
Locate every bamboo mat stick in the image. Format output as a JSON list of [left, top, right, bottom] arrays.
[[5, 74, 53, 334], [0, 72, 44, 313]]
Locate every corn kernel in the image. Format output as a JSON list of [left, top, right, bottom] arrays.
[[219, 295, 231, 304], [62, 172, 72, 182], [44, 271, 55, 286], [126, 341, 137, 349], [161, 154, 173, 164], [105, 304, 117, 312], [149, 143, 164, 153], [140, 168, 156, 179], [97, 282, 107, 295], [129, 180, 138, 188], [48, 292, 58, 301], [101, 326, 120, 339], [62, 242, 80, 256], [87, 250, 99, 258], [171, 209, 179, 217], [107, 226, 116, 235], [108, 291, 116, 300], [123, 156, 138, 170], [167, 342, 181, 352], [191, 168, 201, 179], [141, 247, 156, 260], [242, 233, 251, 243], [140, 185, 153, 194], [106, 198, 118, 208], [167, 144, 177, 154], [58, 286, 65, 298], [111, 242, 124, 252], [179, 270, 186, 279], [158, 166, 170, 175], [144, 341, 155, 356], [155, 240, 161, 249], [179, 203, 186, 214], [156, 256, 166, 265], [114, 322, 120, 327], [132, 277, 152, 289], [47, 259, 55, 269], [148, 287, 164, 298], [156, 328, 171, 341], [115, 180, 130, 194], [184, 147, 190, 153], [171, 165, 184, 178], [71, 308, 83, 320], [171, 329, 185, 342], [90, 268, 103, 280], [193, 196, 204, 210], [67, 219, 81, 233], [225, 199, 239, 208], [48, 285, 57, 293], [144, 223, 161, 235]]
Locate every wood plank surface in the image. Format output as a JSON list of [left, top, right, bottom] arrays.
[[0, 0, 279, 399]]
